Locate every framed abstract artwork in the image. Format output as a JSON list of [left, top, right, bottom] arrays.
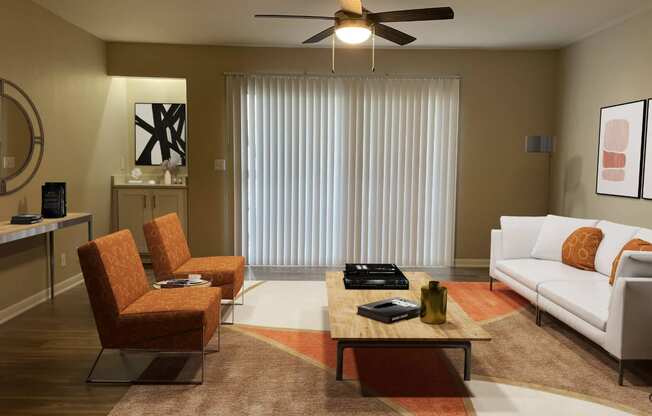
[[595, 100, 646, 198], [135, 103, 186, 166], [642, 99, 652, 199]]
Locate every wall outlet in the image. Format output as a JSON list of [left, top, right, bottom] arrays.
[[60, 253, 67, 267], [214, 159, 226, 171]]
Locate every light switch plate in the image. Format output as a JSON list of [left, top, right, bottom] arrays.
[[214, 159, 226, 171], [3, 156, 15, 169]]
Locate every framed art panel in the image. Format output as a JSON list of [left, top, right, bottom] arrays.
[[642, 99, 652, 199], [595, 100, 646, 198], [135, 103, 186, 166]]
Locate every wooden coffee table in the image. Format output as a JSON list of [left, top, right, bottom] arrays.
[[326, 272, 491, 381]]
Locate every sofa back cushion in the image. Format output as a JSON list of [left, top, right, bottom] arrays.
[[531, 215, 599, 262], [594, 220, 639, 276], [500, 216, 545, 259], [562, 227, 603, 271]]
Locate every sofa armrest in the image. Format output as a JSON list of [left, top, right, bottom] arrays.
[[615, 250, 652, 278], [490, 229, 503, 277], [605, 274, 652, 359]]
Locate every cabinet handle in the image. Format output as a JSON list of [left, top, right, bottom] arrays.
[[143, 195, 147, 209], [152, 195, 157, 209]]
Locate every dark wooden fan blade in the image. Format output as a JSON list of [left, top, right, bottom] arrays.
[[374, 24, 416, 46], [303, 27, 335, 44], [338, 0, 363, 16], [255, 14, 336, 21], [367, 7, 454, 23]]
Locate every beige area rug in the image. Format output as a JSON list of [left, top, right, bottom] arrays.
[[108, 283, 652, 415]]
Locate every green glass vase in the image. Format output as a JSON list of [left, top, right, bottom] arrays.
[[420, 281, 447, 324]]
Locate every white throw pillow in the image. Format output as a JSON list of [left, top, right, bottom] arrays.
[[530, 215, 599, 262], [500, 216, 545, 259], [594, 221, 639, 276]]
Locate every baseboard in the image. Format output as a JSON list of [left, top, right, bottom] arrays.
[[0, 273, 84, 325], [454, 258, 490, 268]]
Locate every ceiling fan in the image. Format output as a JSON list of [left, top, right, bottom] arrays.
[[255, 0, 454, 46]]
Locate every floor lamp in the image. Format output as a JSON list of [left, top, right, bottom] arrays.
[[525, 135, 555, 213]]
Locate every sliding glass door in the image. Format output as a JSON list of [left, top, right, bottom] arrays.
[[228, 74, 459, 267]]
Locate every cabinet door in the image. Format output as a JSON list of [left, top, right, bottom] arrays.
[[117, 189, 151, 253], [151, 189, 188, 236]]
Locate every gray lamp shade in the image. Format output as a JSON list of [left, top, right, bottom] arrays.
[[525, 135, 554, 153]]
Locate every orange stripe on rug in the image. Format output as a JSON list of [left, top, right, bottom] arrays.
[[239, 327, 470, 416], [440, 281, 528, 322], [238, 282, 528, 415]]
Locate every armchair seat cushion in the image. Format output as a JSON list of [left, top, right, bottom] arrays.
[[538, 280, 611, 331], [173, 256, 245, 299], [113, 287, 221, 350]]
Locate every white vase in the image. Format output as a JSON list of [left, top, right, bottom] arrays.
[[163, 170, 172, 185]]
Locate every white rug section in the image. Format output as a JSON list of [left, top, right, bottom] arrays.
[[234, 281, 329, 330], [468, 380, 631, 416], [235, 280, 633, 416]]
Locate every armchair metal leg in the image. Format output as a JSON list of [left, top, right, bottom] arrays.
[[221, 286, 244, 325], [86, 348, 105, 383], [86, 327, 210, 385], [232, 286, 245, 306], [618, 359, 625, 386], [221, 303, 235, 325], [489, 277, 494, 291]]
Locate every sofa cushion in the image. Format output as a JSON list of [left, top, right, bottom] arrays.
[[531, 215, 599, 262], [594, 221, 639, 276], [500, 216, 545, 259], [561, 227, 603, 271], [538, 280, 611, 331], [496, 259, 604, 292]]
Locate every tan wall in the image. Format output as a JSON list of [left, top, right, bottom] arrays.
[[107, 43, 558, 261], [0, 0, 124, 310], [551, 9, 652, 226]]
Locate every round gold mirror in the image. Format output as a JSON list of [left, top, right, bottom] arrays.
[[0, 79, 44, 195]]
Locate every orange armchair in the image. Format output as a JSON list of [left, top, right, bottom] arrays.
[[78, 229, 221, 384], [143, 213, 245, 302]]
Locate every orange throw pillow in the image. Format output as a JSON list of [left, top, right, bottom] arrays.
[[609, 239, 652, 285], [561, 227, 604, 271]]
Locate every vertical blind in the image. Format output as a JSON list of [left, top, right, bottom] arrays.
[[228, 74, 459, 267]]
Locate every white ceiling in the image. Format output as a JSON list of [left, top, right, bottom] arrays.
[[34, 0, 652, 49]]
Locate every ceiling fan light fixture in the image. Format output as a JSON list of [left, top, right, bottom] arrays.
[[335, 20, 371, 44]]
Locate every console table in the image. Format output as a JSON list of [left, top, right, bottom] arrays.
[[0, 213, 93, 301]]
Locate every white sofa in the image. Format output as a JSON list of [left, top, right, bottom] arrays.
[[490, 215, 652, 385]]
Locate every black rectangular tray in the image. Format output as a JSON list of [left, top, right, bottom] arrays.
[[343, 263, 409, 290], [357, 297, 420, 323]]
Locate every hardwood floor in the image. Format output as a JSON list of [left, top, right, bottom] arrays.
[[0, 285, 128, 416], [0, 266, 489, 416]]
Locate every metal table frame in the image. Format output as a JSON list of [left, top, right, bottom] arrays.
[[336, 339, 472, 381], [0, 213, 93, 300]]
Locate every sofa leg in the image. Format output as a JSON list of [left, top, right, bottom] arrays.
[[618, 360, 625, 386], [489, 277, 494, 291], [535, 306, 542, 327]]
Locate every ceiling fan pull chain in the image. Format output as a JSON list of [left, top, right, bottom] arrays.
[[371, 25, 376, 72], [332, 33, 336, 73]]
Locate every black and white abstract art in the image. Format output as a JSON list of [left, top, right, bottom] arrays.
[[135, 103, 186, 166]]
